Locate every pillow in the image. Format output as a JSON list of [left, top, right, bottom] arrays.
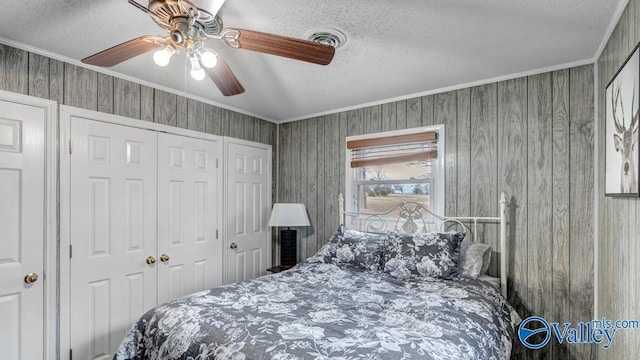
[[478, 274, 500, 289], [309, 226, 386, 271], [480, 245, 492, 275], [383, 231, 465, 280], [459, 240, 491, 278]]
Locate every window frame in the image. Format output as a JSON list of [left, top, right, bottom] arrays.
[[344, 125, 445, 228]]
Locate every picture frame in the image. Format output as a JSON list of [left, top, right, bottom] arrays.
[[605, 43, 640, 197]]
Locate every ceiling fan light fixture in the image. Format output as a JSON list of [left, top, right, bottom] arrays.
[[189, 54, 206, 80], [199, 49, 218, 68], [191, 68, 206, 80], [170, 29, 185, 45], [153, 46, 175, 66]]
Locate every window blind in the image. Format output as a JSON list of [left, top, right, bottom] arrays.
[[347, 131, 438, 168]]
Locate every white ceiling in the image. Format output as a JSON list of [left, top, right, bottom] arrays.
[[0, 0, 624, 122]]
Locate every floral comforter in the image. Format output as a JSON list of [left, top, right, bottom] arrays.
[[115, 262, 520, 360]]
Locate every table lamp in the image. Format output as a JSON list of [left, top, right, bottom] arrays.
[[268, 203, 310, 266]]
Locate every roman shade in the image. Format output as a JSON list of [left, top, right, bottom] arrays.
[[347, 131, 438, 168]]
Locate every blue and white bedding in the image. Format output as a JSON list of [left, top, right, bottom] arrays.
[[115, 261, 520, 359]]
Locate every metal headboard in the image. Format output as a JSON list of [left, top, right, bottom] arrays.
[[339, 192, 509, 298]]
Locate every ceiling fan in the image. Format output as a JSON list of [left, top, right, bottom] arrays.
[[82, 0, 336, 96]]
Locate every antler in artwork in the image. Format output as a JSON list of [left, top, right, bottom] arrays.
[[612, 84, 625, 134]]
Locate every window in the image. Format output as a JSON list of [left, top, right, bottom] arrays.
[[345, 125, 444, 230]]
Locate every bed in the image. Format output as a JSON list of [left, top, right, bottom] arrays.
[[115, 194, 521, 360]]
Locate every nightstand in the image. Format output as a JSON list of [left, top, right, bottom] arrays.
[[266, 265, 294, 273]]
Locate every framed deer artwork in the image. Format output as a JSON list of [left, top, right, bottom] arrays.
[[606, 44, 640, 197]]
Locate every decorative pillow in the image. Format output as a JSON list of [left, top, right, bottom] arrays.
[[459, 240, 491, 278], [480, 244, 492, 275], [478, 274, 500, 289], [383, 231, 465, 280], [308, 226, 386, 271]]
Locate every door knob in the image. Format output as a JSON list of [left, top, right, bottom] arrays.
[[146, 256, 156, 265], [160, 254, 170, 263], [229, 242, 238, 250], [24, 272, 39, 284]]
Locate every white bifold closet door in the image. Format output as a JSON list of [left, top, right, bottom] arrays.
[[68, 120, 223, 360], [69, 119, 158, 360], [0, 98, 46, 360], [224, 138, 272, 283], [157, 132, 223, 304]]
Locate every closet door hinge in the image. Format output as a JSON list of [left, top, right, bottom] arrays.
[[216, 158, 219, 169], [216, 229, 219, 239], [69, 245, 72, 258], [69, 139, 73, 155]]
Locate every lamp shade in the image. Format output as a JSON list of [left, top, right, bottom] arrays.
[[268, 203, 311, 227]]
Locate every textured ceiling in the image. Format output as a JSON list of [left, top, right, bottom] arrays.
[[0, 0, 624, 122]]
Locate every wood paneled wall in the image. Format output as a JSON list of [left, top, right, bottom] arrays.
[[278, 66, 594, 359], [597, 1, 640, 359], [0, 40, 600, 359], [0, 45, 277, 146]]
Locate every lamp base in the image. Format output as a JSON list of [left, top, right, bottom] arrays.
[[280, 229, 297, 266]]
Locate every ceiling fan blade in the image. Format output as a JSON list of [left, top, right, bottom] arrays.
[[205, 56, 245, 96], [82, 36, 164, 67], [229, 29, 335, 65]]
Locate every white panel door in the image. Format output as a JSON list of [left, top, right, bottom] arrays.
[[0, 100, 46, 360], [225, 139, 271, 284], [157, 133, 223, 304], [69, 119, 158, 360]]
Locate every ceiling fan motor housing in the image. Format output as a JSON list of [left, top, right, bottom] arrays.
[[148, 0, 223, 35], [148, 0, 222, 13]]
